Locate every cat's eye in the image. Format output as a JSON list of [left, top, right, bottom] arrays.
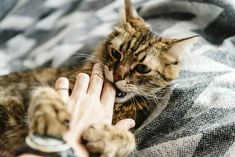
[[135, 64, 151, 74], [111, 49, 121, 60]]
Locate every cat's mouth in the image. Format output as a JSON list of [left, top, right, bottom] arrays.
[[103, 65, 135, 102]]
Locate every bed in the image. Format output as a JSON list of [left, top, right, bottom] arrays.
[[0, 0, 235, 156]]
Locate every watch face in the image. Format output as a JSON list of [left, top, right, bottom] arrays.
[[26, 134, 72, 153]]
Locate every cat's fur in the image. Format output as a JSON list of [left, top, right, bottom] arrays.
[[0, 0, 197, 156]]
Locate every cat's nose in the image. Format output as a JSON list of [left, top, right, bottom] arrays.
[[114, 64, 127, 81]]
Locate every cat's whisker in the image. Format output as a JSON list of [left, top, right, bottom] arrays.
[[73, 53, 105, 65], [73, 54, 106, 73], [134, 87, 166, 101], [152, 97, 159, 107], [132, 96, 141, 110], [139, 96, 149, 110]]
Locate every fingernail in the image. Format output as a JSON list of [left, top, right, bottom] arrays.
[[56, 77, 69, 88], [127, 119, 135, 128]]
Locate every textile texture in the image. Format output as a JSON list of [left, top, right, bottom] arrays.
[[0, 0, 235, 156]]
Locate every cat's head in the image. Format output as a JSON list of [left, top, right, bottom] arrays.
[[98, 0, 198, 103]]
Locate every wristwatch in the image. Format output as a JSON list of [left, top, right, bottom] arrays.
[[15, 134, 75, 157]]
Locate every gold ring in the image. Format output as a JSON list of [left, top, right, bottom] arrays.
[[91, 72, 104, 80], [55, 88, 69, 91]]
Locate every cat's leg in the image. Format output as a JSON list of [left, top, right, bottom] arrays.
[[28, 87, 70, 138], [0, 97, 26, 132], [82, 124, 135, 157], [0, 97, 28, 153]]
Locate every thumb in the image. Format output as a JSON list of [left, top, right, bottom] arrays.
[[114, 119, 135, 130]]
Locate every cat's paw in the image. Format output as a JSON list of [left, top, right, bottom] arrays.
[[29, 87, 70, 139], [82, 124, 135, 157]]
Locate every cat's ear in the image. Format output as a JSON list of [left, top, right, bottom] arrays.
[[120, 0, 150, 29], [167, 35, 199, 60], [122, 0, 140, 23]]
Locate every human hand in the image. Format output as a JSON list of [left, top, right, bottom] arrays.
[[55, 63, 135, 157]]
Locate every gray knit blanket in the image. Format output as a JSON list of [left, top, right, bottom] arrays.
[[0, 0, 235, 156]]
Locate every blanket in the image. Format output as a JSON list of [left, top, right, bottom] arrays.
[[0, 0, 235, 156]]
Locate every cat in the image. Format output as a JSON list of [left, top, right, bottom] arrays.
[[0, 0, 198, 156]]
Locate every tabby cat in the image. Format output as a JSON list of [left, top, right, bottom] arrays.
[[0, 0, 197, 156]]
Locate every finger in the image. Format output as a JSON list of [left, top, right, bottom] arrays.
[[18, 155, 42, 157], [71, 73, 90, 99], [101, 82, 115, 124], [101, 81, 116, 107], [69, 73, 90, 113], [87, 63, 104, 96], [114, 119, 135, 130], [55, 77, 69, 103]]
